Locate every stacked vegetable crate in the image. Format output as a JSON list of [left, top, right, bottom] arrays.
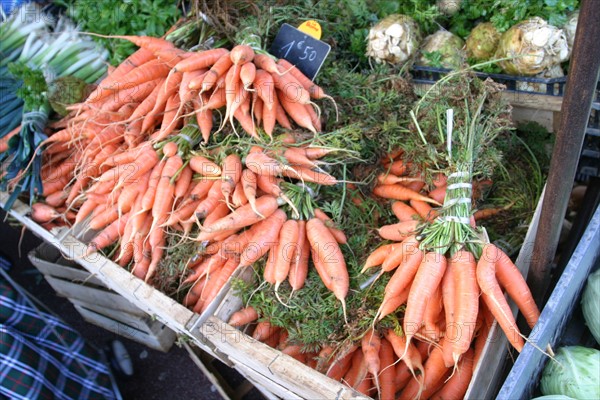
[[27, 243, 176, 352]]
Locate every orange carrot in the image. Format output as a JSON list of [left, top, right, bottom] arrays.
[[397, 340, 449, 400], [384, 329, 424, 381], [377, 220, 419, 242], [240, 62, 256, 90], [379, 338, 397, 400], [326, 346, 358, 381], [494, 247, 540, 329], [374, 184, 441, 205], [197, 195, 279, 241], [274, 95, 292, 129], [313, 208, 347, 244], [278, 91, 317, 133], [189, 155, 221, 177], [404, 252, 447, 354], [430, 349, 474, 400], [200, 257, 239, 313], [477, 244, 525, 351], [252, 320, 277, 342], [381, 235, 420, 272], [30, 203, 61, 224], [241, 169, 260, 216], [410, 199, 438, 222], [428, 185, 447, 205], [228, 306, 259, 326], [343, 350, 367, 389], [86, 213, 130, 255], [441, 259, 457, 367], [238, 210, 287, 267], [273, 219, 299, 291], [361, 329, 381, 394], [288, 220, 310, 292], [194, 52, 232, 92], [362, 243, 396, 273], [171, 48, 229, 73], [220, 154, 243, 208], [231, 181, 248, 208], [450, 250, 479, 365], [306, 218, 349, 321]]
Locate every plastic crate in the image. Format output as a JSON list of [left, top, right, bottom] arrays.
[[411, 65, 568, 96]]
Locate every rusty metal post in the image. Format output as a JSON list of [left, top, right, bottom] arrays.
[[527, 0, 600, 306]]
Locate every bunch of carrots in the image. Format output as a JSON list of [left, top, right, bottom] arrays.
[[57, 34, 331, 144]]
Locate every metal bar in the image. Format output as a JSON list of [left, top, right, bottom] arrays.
[[527, 0, 600, 306]]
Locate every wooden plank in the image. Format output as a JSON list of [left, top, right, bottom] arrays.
[[497, 205, 600, 400], [73, 304, 176, 352], [69, 298, 156, 334], [414, 83, 564, 112], [464, 188, 545, 399], [231, 360, 301, 400], [200, 317, 369, 400], [43, 275, 147, 317], [183, 342, 234, 400], [30, 256, 105, 287]]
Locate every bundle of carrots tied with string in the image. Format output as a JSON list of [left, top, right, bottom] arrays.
[[353, 73, 542, 399]]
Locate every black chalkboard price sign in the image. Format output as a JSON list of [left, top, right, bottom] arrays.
[[269, 23, 331, 81]]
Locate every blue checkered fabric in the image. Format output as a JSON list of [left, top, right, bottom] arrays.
[[0, 262, 117, 399]]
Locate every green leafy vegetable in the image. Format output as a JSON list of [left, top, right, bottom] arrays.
[[540, 346, 600, 399]]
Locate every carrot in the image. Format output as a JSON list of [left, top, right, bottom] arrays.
[[89, 205, 119, 231], [441, 259, 457, 368], [361, 243, 396, 273], [313, 209, 347, 244], [233, 102, 258, 138], [384, 329, 424, 382], [202, 202, 230, 227], [273, 65, 312, 105], [170, 48, 229, 73], [281, 165, 337, 186], [30, 203, 62, 224], [141, 73, 182, 134], [252, 93, 264, 124], [377, 220, 419, 242], [154, 92, 182, 140], [306, 218, 349, 321], [377, 173, 423, 186], [197, 195, 279, 241], [477, 244, 525, 351], [430, 348, 474, 400], [277, 91, 317, 133], [86, 213, 130, 255], [428, 185, 447, 204], [403, 252, 447, 356], [240, 62, 256, 90], [194, 52, 232, 92], [241, 169, 261, 218], [113, 59, 170, 89], [378, 338, 397, 400], [288, 220, 310, 292], [326, 346, 358, 381], [410, 199, 438, 222], [252, 320, 277, 342], [386, 159, 410, 176], [398, 341, 450, 400], [174, 164, 193, 200], [381, 235, 420, 272], [189, 155, 221, 177], [449, 250, 479, 366], [191, 97, 213, 143], [343, 350, 367, 389], [220, 154, 242, 208], [423, 284, 444, 342], [231, 181, 248, 208], [200, 257, 239, 313], [374, 184, 441, 205], [283, 147, 318, 169], [228, 306, 258, 326], [192, 180, 223, 221], [361, 329, 381, 394], [274, 95, 292, 130], [240, 209, 287, 266], [273, 219, 299, 291], [140, 158, 165, 213], [375, 245, 423, 321], [494, 246, 540, 329]]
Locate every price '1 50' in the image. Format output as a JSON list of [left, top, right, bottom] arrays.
[[280, 39, 317, 62]]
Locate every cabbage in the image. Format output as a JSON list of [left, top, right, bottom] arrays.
[[366, 14, 422, 65], [417, 30, 465, 70], [531, 396, 576, 400], [466, 22, 501, 62], [495, 17, 569, 76], [540, 346, 600, 399], [581, 269, 600, 345]]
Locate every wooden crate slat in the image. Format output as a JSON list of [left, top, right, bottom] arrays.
[[43, 275, 147, 317], [69, 299, 157, 335], [73, 304, 175, 352]]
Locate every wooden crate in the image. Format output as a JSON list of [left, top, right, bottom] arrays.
[[1, 188, 544, 399], [28, 243, 177, 352], [497, 205, 600, 399]]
